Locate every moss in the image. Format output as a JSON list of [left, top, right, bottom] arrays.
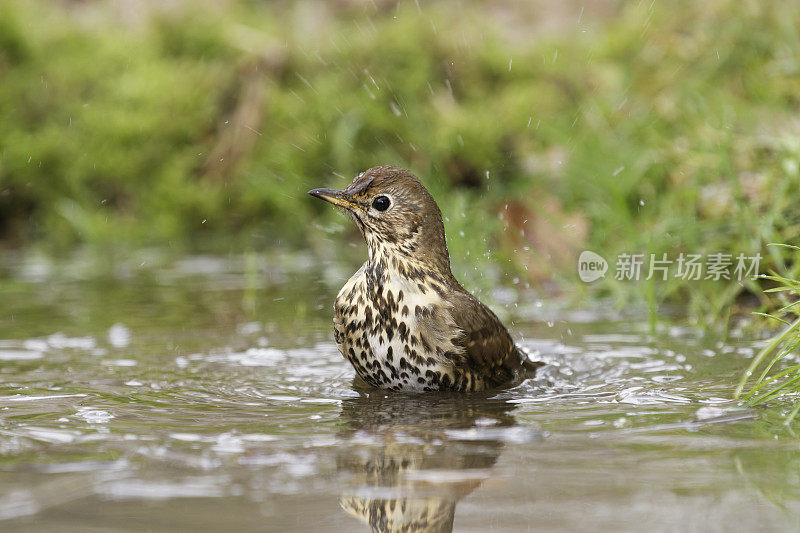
[[0, 0, 798, 321]]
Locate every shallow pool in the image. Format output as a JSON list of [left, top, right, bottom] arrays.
[[1, 252, 797, 532]]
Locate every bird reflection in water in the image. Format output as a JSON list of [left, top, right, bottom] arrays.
[[336, 392, 520, 532]]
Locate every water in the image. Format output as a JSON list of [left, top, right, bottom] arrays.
[[1, 251, 799, 532]]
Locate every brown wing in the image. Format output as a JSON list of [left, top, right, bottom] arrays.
[[448, 289, 531, 387]]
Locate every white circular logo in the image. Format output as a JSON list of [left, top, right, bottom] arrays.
[[578, 251, 608, 282]]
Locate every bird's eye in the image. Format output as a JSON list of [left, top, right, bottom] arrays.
[[372, 195, 391, 212]]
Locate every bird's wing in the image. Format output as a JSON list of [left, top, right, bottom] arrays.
[[448, 290, 524, 386]]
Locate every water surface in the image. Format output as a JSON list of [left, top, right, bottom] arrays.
[[1, 252, 798, 532]]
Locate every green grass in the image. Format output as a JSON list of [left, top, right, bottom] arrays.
[[0, 0, 798, 322], [736, 245, 800, 422]]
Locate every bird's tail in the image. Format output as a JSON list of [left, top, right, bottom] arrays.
[[518, 345, 546, 375], [522, 358, 546, 373]]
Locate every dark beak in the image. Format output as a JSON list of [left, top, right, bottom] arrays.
[[308, 188, 361, 211]]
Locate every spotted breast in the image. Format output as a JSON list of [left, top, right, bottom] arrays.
[[334, 258, 474, 392]]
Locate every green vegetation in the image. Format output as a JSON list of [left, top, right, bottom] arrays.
[[0, 0, 798, 322], [736, 245, 800, 422]]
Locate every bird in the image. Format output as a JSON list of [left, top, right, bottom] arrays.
[[308, 165, 543, 392]]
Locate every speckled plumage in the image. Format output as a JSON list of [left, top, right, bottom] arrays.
[[309, 166, 542, 392]]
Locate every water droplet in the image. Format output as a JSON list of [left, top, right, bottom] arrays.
[[108, 324, 131, 348]]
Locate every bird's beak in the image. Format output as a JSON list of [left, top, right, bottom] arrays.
[[308, 188, 361, 211]]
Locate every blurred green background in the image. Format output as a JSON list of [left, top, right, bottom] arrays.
[[1, 0, 798, 321]]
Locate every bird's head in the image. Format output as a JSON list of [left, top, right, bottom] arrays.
[[309, 165, 451, 273]]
